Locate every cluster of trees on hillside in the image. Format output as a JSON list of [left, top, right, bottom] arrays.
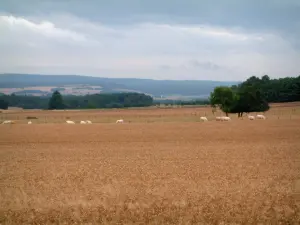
[[210, 75, 300, 116], [62, 92, 153, 109], [1, 75, 299, 112], [234, 75, 300, 103], [0, 91, 153, 110], [0, 94, 49, 109]]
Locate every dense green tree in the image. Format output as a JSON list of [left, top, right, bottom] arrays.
[[238, 75, 300, 103], [211, 77, 272, 116], [261, 74, 270, 82], [210, 86, 235, 116], [230, 85, 269, 117], [0, 99, 9, 109], [48, 91, 65, 110]]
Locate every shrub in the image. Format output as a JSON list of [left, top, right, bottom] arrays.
[[26, 116, 38, 119]]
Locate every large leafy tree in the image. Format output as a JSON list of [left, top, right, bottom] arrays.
[[210, 86, 235, 116], [211, 78, 271, 116], [48, 91, 65, 110], [230, 85, 269, 117]]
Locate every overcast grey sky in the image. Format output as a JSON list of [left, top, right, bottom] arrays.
[[0, 0, 299, 80]]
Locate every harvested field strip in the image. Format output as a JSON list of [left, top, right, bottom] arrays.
[[0, 107, 300, 224]]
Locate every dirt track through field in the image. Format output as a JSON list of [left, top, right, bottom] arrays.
[[1, 117, 300, 224]]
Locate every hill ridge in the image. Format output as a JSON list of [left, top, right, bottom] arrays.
[[0, 73, 239, 99]]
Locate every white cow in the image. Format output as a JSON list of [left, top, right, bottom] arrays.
[[221, 116, 231, 121], [80, 121, 87, 124], [200, 116, 208, 122], [86, 120, 92, 124], [248, 115, 255, 120], [216, 117, 222, 121], [66, 120, 75, 124], [2, 120, 15, 124], [256, 114, 266, 120], [116, 119, 124, 123], [28, 121, 32, 124]]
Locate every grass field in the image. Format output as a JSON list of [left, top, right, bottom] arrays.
[[1, 103, 300, 224]]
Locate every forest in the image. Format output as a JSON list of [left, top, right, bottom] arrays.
[[0, 92, 153, 110], [210, 75, 300, 116], [237, 75, 300, 103]]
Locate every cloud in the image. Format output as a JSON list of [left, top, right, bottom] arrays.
[[2, 1, 299, 30], [0, 13, 299, 81], [0, 15, 87, 43]]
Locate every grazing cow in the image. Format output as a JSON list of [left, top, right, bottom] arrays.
[[256, 114, 266, 120], [248, 115, 255, 120], [116, 119, 124, 123], [66, 120, 75, 124], [86, 120, 92, 124], [200, 116, 208, 122], [28, 121, 32, 124], [216, 117, 222, 121], [80, 121, 87, 124], [221, 116, 231, 121], [2, 120, 15, 124]]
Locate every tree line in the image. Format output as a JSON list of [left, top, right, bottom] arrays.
[[210, 75, 300, 116], [0, 92, 154, 110], [0, 75, 299, 111], [235, 75, 300, 103]]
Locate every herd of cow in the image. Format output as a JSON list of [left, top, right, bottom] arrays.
[[1, 119, 125, 124], [1, 115, 266, 125], [200, 114, 266, 122]]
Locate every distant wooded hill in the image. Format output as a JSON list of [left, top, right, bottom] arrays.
[[0, 74, 299, 110], [0, 74, 238, 99]]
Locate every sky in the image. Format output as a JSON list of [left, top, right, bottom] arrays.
[[0, 0, 299, 81]]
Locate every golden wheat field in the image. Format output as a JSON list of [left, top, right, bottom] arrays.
[[1, 103, 300, 224]]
